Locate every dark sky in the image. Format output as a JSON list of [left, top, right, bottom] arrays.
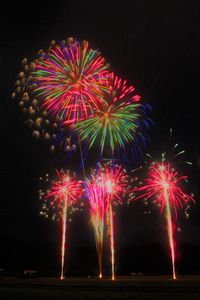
[[0, 1, 200, 276]]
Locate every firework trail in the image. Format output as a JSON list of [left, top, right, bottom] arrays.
[[103, 162, 128, 280], [39, 169, 83, 279], [74, 73, 152, 161], [107, 198, 115, 280], [85, 161, 129, 279], [84, 175, 106, 278], [131, 148, 195, 279]]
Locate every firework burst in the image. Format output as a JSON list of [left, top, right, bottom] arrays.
[[74, 73, 151, 160], [131, 147, 195, 279], [12, 37, 110, 152], [32, 38, 109, 124], [39, 169, 83, 279], [85, 161, 129, 279]]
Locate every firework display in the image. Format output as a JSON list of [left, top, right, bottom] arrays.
[[85, 161, 129, 279], [131, 149, 195, 279], [75, 73, 151, 160], [13, 36, 196, 280], [39, 169, 83, 279]]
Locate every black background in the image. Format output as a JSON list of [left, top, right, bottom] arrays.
[[0, 0, 200, 276]]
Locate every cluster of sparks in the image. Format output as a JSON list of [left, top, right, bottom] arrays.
[[13, 37, 196, 280], [131, 152, 195, 280], [12, 57, 77, 153]]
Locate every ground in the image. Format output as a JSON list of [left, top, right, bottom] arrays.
[[1, 276, 200, 299]]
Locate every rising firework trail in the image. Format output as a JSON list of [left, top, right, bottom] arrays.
[[131, 148, 195, 279], [84, 175, 106, 278], [85, 162, 129, 279], [103, 163, 129, 280], [106, 196, 115, 280], [39, 169, 83, 279]]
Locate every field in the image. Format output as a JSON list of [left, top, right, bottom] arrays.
[[1, 276, 200, 299]]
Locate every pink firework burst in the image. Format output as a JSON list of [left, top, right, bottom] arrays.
[[40, 169, 83, 280], [132, 153, 195, 280], [33, 38, 110, 125], [133, 161, 194, 218]]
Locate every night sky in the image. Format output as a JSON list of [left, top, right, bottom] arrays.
[[1, 1, 200, 276]]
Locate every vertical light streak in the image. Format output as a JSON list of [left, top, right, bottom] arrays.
[[96, 217, 103, 279], [85, 178, 105, 278], [91, 204, 104, 279], [161, 169, 176, 280], [109, 203, 115, 280], [106, 198, 115, 281], [60, 199, 68, 280]]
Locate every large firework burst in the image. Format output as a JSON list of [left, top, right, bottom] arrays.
[[32, 38, 109, 124], [74, 73, 151, 160], [12, 37, 110, 152]]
